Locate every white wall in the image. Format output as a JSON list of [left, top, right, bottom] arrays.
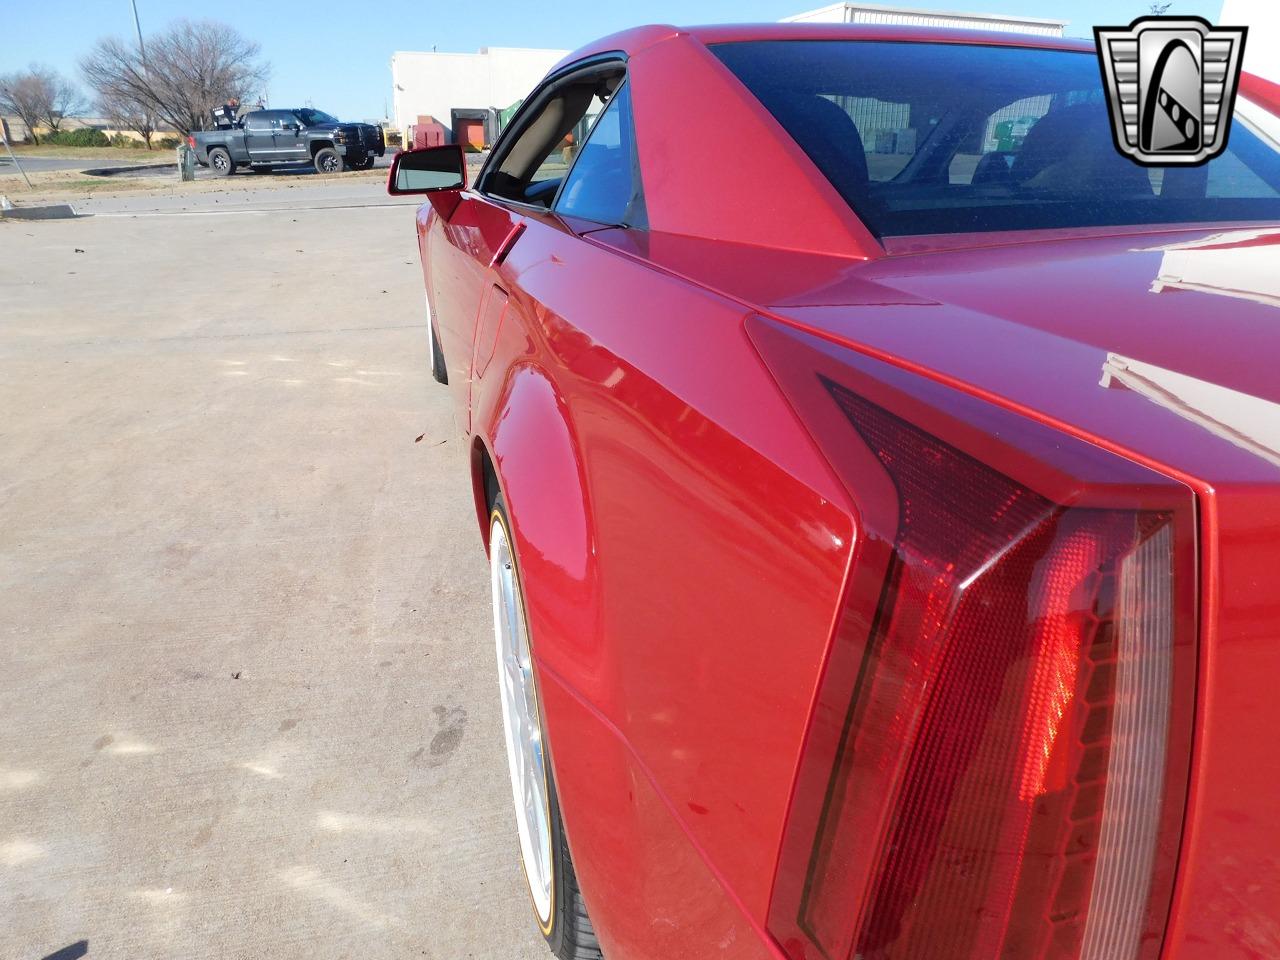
[[785, 2, 851, 22], [391, 47, 568, 135], [783, 2, 1066, 36], [1221, 0, 1279, 83]]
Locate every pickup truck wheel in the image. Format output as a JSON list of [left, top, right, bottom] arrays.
[[208, 147, 234, 177], [314, 148, 341, 174]]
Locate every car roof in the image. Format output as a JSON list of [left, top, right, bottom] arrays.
[[543, 23, 1103, 260], [553, 22, 1095, 73]]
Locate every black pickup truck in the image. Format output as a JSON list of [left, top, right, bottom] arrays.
[[189, 108, 385, 175]]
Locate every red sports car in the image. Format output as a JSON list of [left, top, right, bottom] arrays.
[[389, 23, 1280, 960]]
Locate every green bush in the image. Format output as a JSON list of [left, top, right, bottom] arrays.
[[110, 133, 139, 148], [156, 137, 181, 149], [44, 127, 111, 147]]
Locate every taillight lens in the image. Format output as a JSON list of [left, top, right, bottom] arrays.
[[751, 320, 1194, 960]]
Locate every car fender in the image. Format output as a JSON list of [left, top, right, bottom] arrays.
[[473, 360, 608, 701]]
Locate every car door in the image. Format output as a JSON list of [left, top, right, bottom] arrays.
[[272, 112, 308, 162], [426, 61, 612, 424], [466, 78, 641, 411], [242, 112, 278, 162]]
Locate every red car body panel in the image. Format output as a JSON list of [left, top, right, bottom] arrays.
[[407, 23, 1280, 960]]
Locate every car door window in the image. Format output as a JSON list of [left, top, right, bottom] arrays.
[[554, 81, 644, 227], [481, 68, 624, 209], [245, 114, 273, 134]]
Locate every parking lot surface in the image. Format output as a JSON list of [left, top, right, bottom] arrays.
[[1, 156, 98, 176], [0, 185, 546, 959]]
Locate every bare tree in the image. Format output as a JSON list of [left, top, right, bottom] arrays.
[[80, 19, 268, 136], [0, 65, 85, 143], [0, 71, 45, 144], [45, 72, 89, 133], [98, 92, 155, 148]]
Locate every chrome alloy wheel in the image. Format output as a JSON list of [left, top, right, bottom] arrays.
[[321, 153, 340, 173], [490, 513, 554, 927]]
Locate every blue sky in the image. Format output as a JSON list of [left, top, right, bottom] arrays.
[[8, 0, 1219, 121]]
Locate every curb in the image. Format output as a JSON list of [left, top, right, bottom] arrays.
[[0, 201, 80, 220]]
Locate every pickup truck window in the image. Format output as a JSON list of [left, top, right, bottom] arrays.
[[298, 109, 338, 126], [712, 40, 1280, 237]]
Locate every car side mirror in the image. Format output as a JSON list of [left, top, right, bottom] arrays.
[[387, 144, 467, 196]]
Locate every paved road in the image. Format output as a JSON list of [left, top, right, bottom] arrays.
[[70, 179, 419, 216], [0, 155, 95, 176], [0, 152, 395, 180], [0, 187, 545, 959]]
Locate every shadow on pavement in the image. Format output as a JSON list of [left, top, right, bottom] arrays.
[[41, 942, 89, 960]]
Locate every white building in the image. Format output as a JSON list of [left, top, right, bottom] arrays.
[[390, 46, 568, 145], [783, 2, 1066, 36], [1221, 0, 1278, 83]]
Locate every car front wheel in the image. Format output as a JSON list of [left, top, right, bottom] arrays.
[[489, 497, 601, 960], [313, 147, 341, 174]]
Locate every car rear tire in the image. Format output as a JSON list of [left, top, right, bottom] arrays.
[[313, 147, 341, 174], [208, 147, 233, 177], [489, 498, 601, 960]]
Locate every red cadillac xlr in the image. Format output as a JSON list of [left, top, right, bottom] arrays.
[[388, 23, 1280, 960]]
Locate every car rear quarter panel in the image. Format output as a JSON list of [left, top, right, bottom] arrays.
[[467, 213, 855, 953], [1165, 489, 1280, 958]]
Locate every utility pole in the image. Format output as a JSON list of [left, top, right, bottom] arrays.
[[1, 123, 34, 190], [130, 0, 161, 151], [130, 0, 148, 75]]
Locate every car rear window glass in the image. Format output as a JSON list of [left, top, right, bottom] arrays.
[[711, 41, 1280, 238]]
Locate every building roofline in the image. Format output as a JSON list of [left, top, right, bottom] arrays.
[[391, 46, 570, 59], [782, 2, 1068, 27]]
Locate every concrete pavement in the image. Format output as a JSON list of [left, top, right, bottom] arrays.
[[69, 179, 417, 216], [0, 186, 546, 959]]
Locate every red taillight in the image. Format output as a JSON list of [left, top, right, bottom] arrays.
[[186, 135, 196, 149], [755, 338, 1194, 960]]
